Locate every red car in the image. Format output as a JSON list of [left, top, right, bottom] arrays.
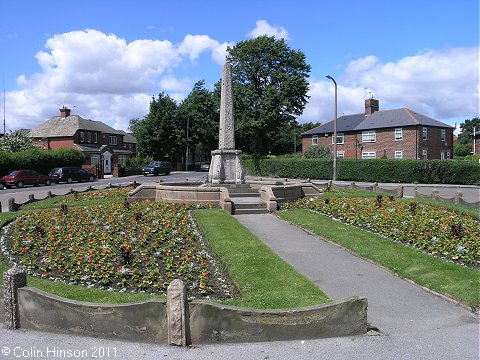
[[0, 170, 52, 189]]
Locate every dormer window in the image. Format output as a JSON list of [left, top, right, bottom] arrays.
[[80, 131, 84, 143], [109, 135, 117, 145]]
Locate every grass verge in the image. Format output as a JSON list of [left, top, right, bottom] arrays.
[[277, 209, 480, 311], [193, 208, 330, 309]]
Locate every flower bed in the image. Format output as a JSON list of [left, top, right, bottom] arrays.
[[65, 186, 135, 202], [1, 201, 235, 299], [282, 196, 479, 266]]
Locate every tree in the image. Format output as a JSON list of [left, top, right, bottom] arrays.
[[454, 117, 479, 156], [226, 35, 311, 171], [0, 131, 36, 152], [177, 80, 219, 168], [129, 93, 181, 161]]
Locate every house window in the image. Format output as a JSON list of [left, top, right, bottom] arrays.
[[362, 151, 376, 159], [441, 129, 446, 142], [336, 151, 345, 159], [331, 133, 344, 145], [312, 135, 318, 145], [91, 154, 101, 166], [441, 152, 445, 160], [118, 155, 127, 166], [362, 130, 376, 143], [395, 128, 403, 141], [422, 149, 428, 160], [422, 127, 428, 140], [109, 135, 117, 145], [395, 151, 403, 159], [80, 131, 85, 143], [93, 133, 98, 143], [88, 132, 92, 143]]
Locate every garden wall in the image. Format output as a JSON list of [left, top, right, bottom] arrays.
[[12, 287, 367, 345]]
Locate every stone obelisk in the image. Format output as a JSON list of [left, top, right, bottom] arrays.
[[208, 63, 245, 184]]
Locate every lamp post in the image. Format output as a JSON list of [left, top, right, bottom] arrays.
[[185, 118, 190, 171], [326, 75, 337, 181]]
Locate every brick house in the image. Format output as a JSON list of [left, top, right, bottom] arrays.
[[302, 99, 454, 160], [28, 107, 138, 175]]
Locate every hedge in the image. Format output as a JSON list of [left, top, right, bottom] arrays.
[[244, 158, 480, 185], [0, 148, 85, 176]]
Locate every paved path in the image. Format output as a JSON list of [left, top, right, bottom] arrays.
[[235, 214, 479, 358]]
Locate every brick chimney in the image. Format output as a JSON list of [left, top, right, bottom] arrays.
[[365, 98, 379, 115], [60, 106, 71, 118]]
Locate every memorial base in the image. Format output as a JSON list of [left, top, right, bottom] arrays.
[[208, 149, 245, 184]]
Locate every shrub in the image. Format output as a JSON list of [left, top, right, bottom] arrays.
[[0, 148, 85, 176], [243, 158, 480, 185], [303, 145, 332, 159]]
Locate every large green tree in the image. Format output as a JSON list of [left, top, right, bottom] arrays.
[[129, 93, 181, 160], [177, 80, 219, 168], [226, 35, 311, 169]]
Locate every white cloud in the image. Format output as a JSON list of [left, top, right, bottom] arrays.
[[301, 47, 479, 126], [5, 29, 225, 131], [247, 20, 289, 40]]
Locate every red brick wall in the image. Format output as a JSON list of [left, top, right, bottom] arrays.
[[302, 126, 453, 159]]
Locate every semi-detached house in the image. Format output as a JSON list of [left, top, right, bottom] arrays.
[[28, 107, 137, 175], [302, 99, 454, 160]]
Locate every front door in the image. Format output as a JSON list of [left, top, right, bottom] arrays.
[[103, 151, 112, 174]]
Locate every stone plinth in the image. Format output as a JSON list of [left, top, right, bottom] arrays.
[[209, 149, 245, 184], [4, 266, 27, 329], [167, 279, 188, 346]]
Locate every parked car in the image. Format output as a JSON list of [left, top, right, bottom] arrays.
[[200, 162, 210, 171], [0, 170, 52, 189], [49, 167, 96, 184], [142, 161, 172, 176]]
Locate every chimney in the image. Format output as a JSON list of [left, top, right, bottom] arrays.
[[60, 106, 71, 118], [365, 98, 379, 115]]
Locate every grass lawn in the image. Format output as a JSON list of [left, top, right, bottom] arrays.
[[277, 209, 480, 311], [193, 208, 330, 309]]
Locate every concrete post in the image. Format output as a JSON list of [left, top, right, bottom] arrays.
[[431, 189, 439, 201], [4, 267, 27, 329], [350, 182, 355, 189], [455, 191, 463, 205], [0, 201, 2, 213], [397, 186, 404, 198], [47, 191, 52, 198], [28, 194, 34, 202], [167, 279, 188, 346], [373, 183, 378, 193], [8, 198, 15, 212]]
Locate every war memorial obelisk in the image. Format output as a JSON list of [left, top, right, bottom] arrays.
[[208, 63, 245, 184]]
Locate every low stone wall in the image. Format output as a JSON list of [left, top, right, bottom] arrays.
[[6, 275, 367, 345], [260, 183, 323, 211]]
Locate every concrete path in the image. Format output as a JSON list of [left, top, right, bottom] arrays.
[[234, 214, 479, 358]]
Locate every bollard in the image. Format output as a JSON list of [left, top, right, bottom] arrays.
[[167, 279, 188, 346], [0, 200, 2, 213], [7, 198, 15, 212], [398, 186, 404, 198], [455, 191, 463, 205], [431, 189, 439, 201], [28, 194, 35, 202], [4, 266, 27, 329], [47, 191, 52, 198]]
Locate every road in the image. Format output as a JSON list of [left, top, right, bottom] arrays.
[[1, 173, 478, 212]]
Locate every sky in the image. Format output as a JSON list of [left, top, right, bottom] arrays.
[[0, 0, 478, 134]]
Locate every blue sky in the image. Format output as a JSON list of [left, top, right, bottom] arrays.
[[0, 0, 478, 133]]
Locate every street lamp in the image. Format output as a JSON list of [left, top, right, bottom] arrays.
[[326, 75, 337, 181]]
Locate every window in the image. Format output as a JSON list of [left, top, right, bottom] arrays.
[[88, 132, 92, 143], [80, 131, 84, 143], [91, 154, 101, 166], [118, 155, 127, 166], [93, 133, 98, 143], [362, 151, 376, 159], [312, 135, 318, 145], [422, 127, 428, 140], [395, 128, 403, 141], [336, 151, 345, 158], [362, 130, 376, 143], [331, 133, 344, 144], [441, 129, 446, 142], [441, 152, 445, 160], [422, 149, 428, 160], [109, 135, 117, 145], [395, 151, 403, 159]]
